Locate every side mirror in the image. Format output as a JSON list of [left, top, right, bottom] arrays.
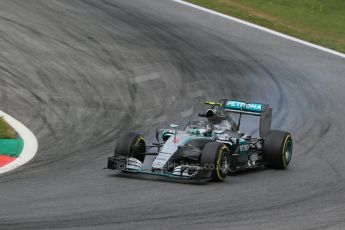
[[170, 124, 179, 128], [214, 130, 224, 134]]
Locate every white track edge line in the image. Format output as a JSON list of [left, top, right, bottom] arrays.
[[0, 111, 38, 174], [172, 0, 345, 59]]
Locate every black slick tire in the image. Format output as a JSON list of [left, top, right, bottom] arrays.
[[200, 142, 230, 182], [263, 130, 292, 169], [114, 132, 146, 163]]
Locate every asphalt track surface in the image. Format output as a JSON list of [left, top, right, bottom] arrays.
[[1, 0, 345, 229]]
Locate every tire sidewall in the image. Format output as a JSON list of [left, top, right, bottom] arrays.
[[282, 135, 293, 167], [214, 145, 230, 181]]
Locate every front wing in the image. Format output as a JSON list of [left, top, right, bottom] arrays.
[[107, 156, 210, 181]]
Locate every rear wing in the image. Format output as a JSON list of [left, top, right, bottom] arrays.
[[224, 100, 263, 115], [225, 100, 272, 137], [205, 100, 272, 137]]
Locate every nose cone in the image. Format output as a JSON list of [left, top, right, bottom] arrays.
[[151, 133, 190, 170]]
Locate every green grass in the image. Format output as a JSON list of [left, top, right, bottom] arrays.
[[0, 117, 16, 139], [186, 0, 345, 53]]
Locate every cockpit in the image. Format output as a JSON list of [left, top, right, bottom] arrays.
[[186, 120, 213, 137]]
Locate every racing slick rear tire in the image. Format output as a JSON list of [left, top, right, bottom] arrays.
[[263, 130, 292, 169], [114, 132, 146, 163], [200, 142, 230, 182]]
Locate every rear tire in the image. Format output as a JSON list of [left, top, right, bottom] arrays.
[[200, 142, 230, 182], [114, 132, 146, 163], [263, 130, 292, 169]]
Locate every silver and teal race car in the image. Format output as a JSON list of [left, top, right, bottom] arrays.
[[107, 99, 293, 182]]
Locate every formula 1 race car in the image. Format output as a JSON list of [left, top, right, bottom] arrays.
[[107, 99, 293, 182]]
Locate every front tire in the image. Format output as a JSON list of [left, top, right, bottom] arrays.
[[114, 132, 146, 163], [263, 130, 292, 169], [200, 142, 230, 182]]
